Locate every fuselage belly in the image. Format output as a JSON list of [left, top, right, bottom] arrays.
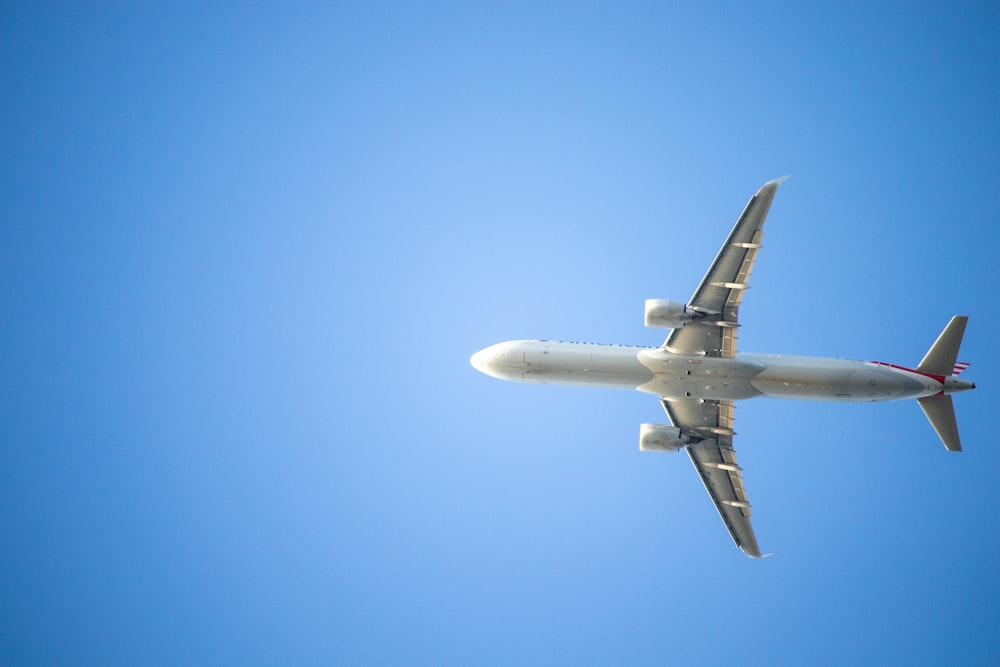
[[470, 340, 941, 403]]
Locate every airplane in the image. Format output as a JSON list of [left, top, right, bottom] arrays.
[[469, 178, 975, 557]]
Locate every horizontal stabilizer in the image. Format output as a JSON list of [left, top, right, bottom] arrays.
[[918, 395, 962, 452], [917, 316, 969, 377]]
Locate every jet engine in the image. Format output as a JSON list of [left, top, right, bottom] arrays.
[[639, 423, 688, 452], [644, 299, 702, 329]]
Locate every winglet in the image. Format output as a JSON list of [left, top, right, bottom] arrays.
[[743, 548, 774, 560], [754, 176, 791, 198]]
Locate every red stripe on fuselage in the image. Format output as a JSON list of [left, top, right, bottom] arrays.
[[869, 361, 945, 384]]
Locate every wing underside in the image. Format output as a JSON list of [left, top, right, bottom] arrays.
[[657, 179, 786, 557], [665, 178, 785, 357], [662, 398, 762, 558]]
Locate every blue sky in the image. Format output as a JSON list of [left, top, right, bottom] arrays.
[[2, 2, 998, 664]]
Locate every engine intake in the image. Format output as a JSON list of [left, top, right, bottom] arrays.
[[639, 424, 688, 452], [644, 299, 702, 329]]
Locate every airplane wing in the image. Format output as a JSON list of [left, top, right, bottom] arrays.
[[661, 397, 763, 558], [665, 178, 787, 356], [659, 179, 786, 557]]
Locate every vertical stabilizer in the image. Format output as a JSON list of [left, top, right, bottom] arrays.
[[917, 316, 968, 377], [918, 395, 962, 451]]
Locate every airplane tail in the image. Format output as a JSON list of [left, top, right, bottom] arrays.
[[916, 316, 970, 452], [916, 316, 968, 377], [918, 395, 962, 452]]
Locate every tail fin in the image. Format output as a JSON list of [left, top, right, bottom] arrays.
[[918, 395, 962, 452], [917, 316, 970, 452], [917, 316, 968, 376]]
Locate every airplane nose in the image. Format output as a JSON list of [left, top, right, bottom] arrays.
[[470, 348, 489, 372], [470, 344, 507, 378]]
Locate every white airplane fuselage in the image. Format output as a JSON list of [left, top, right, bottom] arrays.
[[471, 340, 972, 402]]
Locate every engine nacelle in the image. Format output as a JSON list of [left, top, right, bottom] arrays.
[[639, 423, 687, 452], [644, 299, 700, 329]]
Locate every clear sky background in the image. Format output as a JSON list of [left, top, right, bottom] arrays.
[[2, 2, 998, 665]]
